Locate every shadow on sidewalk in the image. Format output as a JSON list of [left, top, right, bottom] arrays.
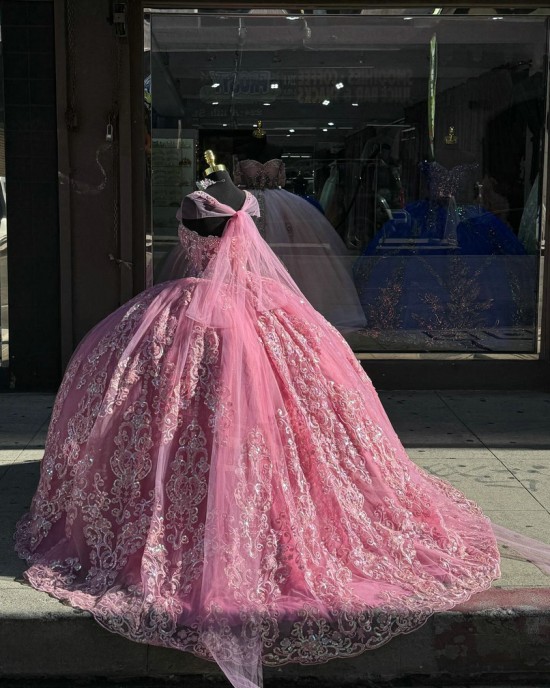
[[0, 460, 40, 581]]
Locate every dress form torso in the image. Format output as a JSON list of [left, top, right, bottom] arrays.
[[184, 170, 246, 237]]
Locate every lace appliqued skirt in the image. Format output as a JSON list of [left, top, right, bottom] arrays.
[[15, 269, 500, 684]]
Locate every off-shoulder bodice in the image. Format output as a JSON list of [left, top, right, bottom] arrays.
[[174, 189, 260, 277], [234, 158, 286, 190]]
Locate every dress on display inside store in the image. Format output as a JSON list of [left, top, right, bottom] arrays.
[[15, 179, 550, 688], [353, 160, 536, 338]]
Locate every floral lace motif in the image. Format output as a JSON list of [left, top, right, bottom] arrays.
[[16, 293, 500, 671], [177, 226, 222, 277]]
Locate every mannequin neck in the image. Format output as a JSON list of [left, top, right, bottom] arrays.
[[204, 170, 246, 210]]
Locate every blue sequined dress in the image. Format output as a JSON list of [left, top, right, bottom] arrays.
[[353, 162, 536, 346]]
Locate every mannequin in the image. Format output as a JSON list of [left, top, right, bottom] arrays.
[[184, 150, 246, 237]]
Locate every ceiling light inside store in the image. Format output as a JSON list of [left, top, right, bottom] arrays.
[[271, 83, 279, 89], [263, 102, 271, 106], [322, 100, 330, 106], [322, 128, 328, 132], [211, 83, 220, 88], [212, 101, 219, 105], [222, 123, 228, 127], [403, 16, 413, 20], [492, 16, 504, 19], [335, 82, 344, 90], [352, 103, 359, 106], [328, 122, 334, 126], [289, 129, 295, 133]]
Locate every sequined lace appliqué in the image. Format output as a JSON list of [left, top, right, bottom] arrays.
[[18, 296, 499, 665], [235, 159, 285, 191], [177, 226, 222, 277]]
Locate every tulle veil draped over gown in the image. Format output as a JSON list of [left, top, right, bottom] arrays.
[[159, 157, 366, 331], [15, 187, 550, 688]]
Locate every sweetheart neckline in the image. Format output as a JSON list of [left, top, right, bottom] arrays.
[[424, 161, 479, 173], [237, 158, 283, 167]]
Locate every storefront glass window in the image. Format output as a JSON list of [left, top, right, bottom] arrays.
[[0, 11, 7, 373], [147, 9, 547, 354]]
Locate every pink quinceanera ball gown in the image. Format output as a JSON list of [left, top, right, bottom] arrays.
[[14, 187, 548, 688]]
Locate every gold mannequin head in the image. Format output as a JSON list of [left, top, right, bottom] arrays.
[[444, 126, 458, 145], [204, 149, 226, 175], [252, 120, 266, 139]]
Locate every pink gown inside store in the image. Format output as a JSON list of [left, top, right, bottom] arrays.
[[15, 187, 550, 688]]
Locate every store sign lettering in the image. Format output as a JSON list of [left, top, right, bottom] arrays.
[[200, 71, 272, 101], [199, 67, 412, 104], [193, 106, 262, 121], [291, 68, 413, 103]]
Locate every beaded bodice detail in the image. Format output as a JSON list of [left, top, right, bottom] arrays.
[[421, 161, 479, 203], [177, 226, 221, 277], [234, 158, 286, 190]]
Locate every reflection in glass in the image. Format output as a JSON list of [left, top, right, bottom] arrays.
[[148, 10, 546, 354]]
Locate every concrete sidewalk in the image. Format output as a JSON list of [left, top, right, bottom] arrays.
[[1, 391, 550, 683]]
